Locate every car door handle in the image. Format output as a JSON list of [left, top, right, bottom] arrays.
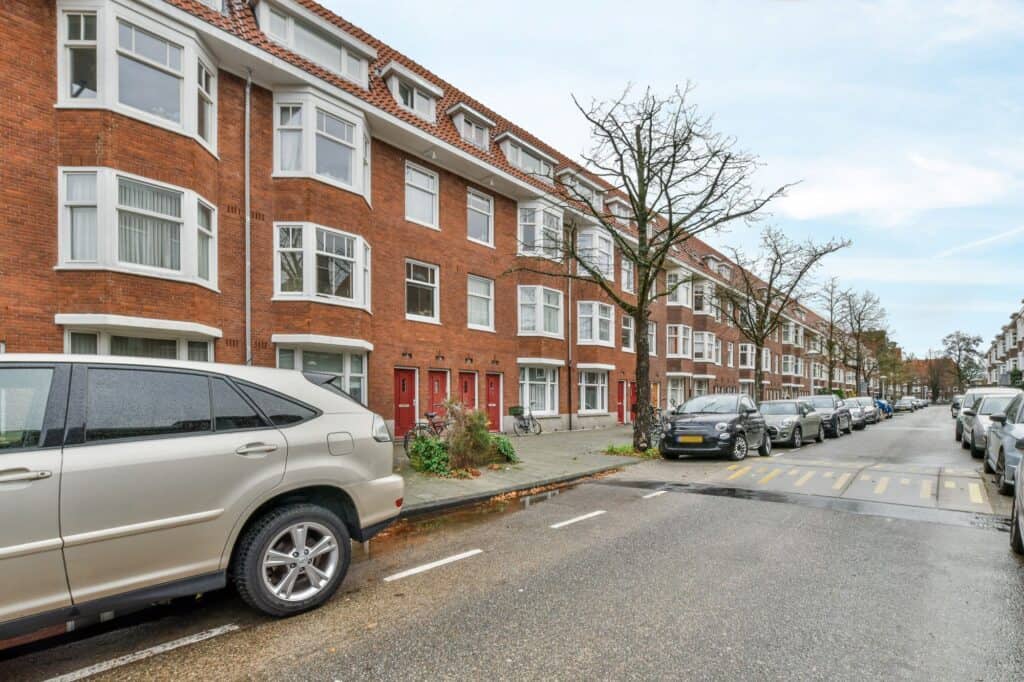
[[235, 443, 279, 456], [0, 469, 52, 484]]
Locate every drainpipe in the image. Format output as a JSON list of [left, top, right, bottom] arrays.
[[566, 268, 574, 432], [244, 69, 253, 365]]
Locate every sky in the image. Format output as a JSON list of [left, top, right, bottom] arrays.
[[331, 0, 1024, 357]]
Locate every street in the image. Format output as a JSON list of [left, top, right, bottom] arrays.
[[3, 406, 1022, 680]]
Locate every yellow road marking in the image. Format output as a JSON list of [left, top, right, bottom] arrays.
[[860, 475, 871, 482], [874, 476, 890, 495], [832, 473, 851, 490], [727, 464, 739, 471], [823, 471, 834, 479], [968, 483, 983, 505], [920, 480, 933, 499], [900, 478, 910, 486], [727, 465, 751, 480], [944, 480, 956, 489], [788, 468, 800, 476], [794, 471, 815, 487], [759, 469, 783, 484]]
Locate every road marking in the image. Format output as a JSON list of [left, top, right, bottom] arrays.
[[823, 471, 833, 479], [920, 480, 933, 499], [944, 481, 956, 489], [758, 468, 783, 484], [642, 490, 667, 499], [860, 475, 871, 482], [900, 478, 910, 486], [874, 477, 890, 495], [727, 466, 751, 481], [550, 510, 607, 529], [968, 483, 983, 505], [726, 464, 740, 471], [46, 624, 240, 682], [832, 473, 851, 490], [794, 471, 815, 487], [788, 468, 801, 476], [383, 549, 484, 582]]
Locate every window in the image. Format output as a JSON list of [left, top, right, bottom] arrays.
[[398, 81, 435, 119], [212, 378, 265, 431], [518, 285, 563, 337], [578, 230, 613, 279], [621, 260, 635, 293], [196, 60, 215, 144], [621, 316, 635, 352], [65, 12, 97, 100], [648, 322, 657, 356], [608, 200, 631, 223], [238, 383, 317, 426], [316, 109, 356, 185], [667, 270, 692, 306], [667, 325, 692, 358], [259, 5, 368, 88], [197, 201, 213, 281], [715, 339, 723, 365], [763, 348, 772, 372], [519, 366, 558, 416], [65, 172, 98, 262], [85, 368, 211, 442], [462, 117, 488, 149], [739, 344, 754, 369], [578, 302, 613, 346], [277, 348, 367, 404], [518, 206, 561, 258], [65, 329, 212, 361], [70, 331, 98, 354], [505, 142, 552, 180], [406, 260, 439, 322], [405, 163, 438, 228], [0, 368, 54, 452], [273, 223, 371, 309], [117, 21, 183, 124], [694, 332, 716, 362], [783, 355, 795, 374], [117, 177, 181, 271], [467, 191, 493, 245], [579, 371, 608, 413], [467, 275, 494, 331]]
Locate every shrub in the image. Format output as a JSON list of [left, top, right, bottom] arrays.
[[604, 443, 661, 459], [491, 434, 519, 463], [445, 400, 507, 469], [408, 436, 450, 476]]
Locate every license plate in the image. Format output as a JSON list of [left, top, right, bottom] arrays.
[[677, 435, 702, 444]]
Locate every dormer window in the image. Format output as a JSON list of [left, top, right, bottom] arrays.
[[447, 103, 495, 151], [607, 199, 631, 224], [558, 170, 603, 206], [496, 132, 555, 182], [381, 61, 444, 123], [717, 264, 731, 280]]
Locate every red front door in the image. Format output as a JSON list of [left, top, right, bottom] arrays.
[[617, 380, 627, 424], [427, 370, 448, 416], [393, 368, 416, 437], [459, 371, 476, 410], [485, 373, 502, 432]]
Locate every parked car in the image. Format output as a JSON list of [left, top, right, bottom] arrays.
[[958, 387, 1022, 447], [799, 394, 853, 437], [951, 394, 964, 419], [760, 400, 826, 447], [875, 399, 893, 419], [0, 355, 403, 641], [661, 394, 770, 461], [894, 397, 915, 413], [964, 393, 1019, 458], [852, 397, 880, 424], [1012, 453, 1024, 554], [847, 400, 868, 430], [984, 392, 1024, 495]]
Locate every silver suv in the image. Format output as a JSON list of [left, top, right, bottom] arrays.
[[0, 355, 403, 639]]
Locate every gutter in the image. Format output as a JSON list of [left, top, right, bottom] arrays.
[[244, 68, 253, 365]]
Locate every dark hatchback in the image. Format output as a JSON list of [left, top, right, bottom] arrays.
[[660, 394, 770, 461]]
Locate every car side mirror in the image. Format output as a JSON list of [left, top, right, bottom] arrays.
[[745, 407, 758, 415], [990, 413, 1006, 424], [962, 408, 976, 417], [836, 400, 845, 408]]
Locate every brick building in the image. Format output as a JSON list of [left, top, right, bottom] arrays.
[[1, 0, 862, 434], [986, 304, 1024, 385]]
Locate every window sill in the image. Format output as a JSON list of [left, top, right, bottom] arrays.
[[577, 340, 614, 348], [406, 315, 441, 326], [468, 324, 496, 333], [622, 347, 635, 354], [578, 410, 611, 417], [54, 264, 219, 293], [405, 216, 440, 231], [271, 295, 371, 313], [467, 236, 495, 249], [518, 331, 564, 340], [667, 302, 692, 308], [516, 251, 562, 263]]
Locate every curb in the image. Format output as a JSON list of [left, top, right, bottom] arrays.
[[398, 458, 642, 519]]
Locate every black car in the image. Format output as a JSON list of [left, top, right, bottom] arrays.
[[660, 394, 770, 461], [799, 394, 853, 437]]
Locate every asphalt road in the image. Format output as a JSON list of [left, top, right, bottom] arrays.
[[3, 406, 1022, 680]]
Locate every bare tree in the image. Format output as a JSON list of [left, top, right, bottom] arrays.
[[926, 352, 951, 402], [842, 290, 886, 393], [514, 85, 789, 450], [814, 277, 849, 394], [942, 330, 984, 390], [715, 227, 850, 403]]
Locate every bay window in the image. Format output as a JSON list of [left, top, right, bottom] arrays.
[[467, 275, 494, 331], [518, 286, 563, 337], [117, 177, 181, 271], [667, 270, 692, 306], [518, 205, 561, 258], [694, 332, 715, 362], [65, 12, 97, 99], [196, 60, 215, 144], [316, 110, 355, 185], [579, 371, 608, 414], [277, 347, 367, 404], [273, 223, 371, 309], [519, 366, 558, 416], [578, 302, 613, 346], [578, 229, 614, 279], [739, 344, 755, 369], [621, 317, 635, 352], [667, 324, 692, 358], [405, 260, 439, 323], [117, 21, 182, 124]]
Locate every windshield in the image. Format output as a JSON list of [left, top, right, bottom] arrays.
[[857, 398, 874, 406], [979, 396, 1014, 415], [760, 402, 799, 415], [677, 395, 740, 414], [807, 396, 834, 409]]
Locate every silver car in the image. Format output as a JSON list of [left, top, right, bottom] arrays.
[[959, 387, 1022, 451], [964, 393, 1019, 458], [984, 392, 1024, 495], [761, 400, 826, 447], [851, 397, 880, 424], [0, 355, 404, 640]]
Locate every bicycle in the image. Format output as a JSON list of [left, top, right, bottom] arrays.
[[402, 410, 451, 454], [511, 403, 542, 436]]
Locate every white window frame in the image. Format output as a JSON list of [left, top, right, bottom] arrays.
[[404, 259, 440, 324], [621, 316, 635, 352], [272, 222, 371, 311], [578, 370, 609, 415], [667, 270, 692, 307], [503, 141, 553, 182], [763, 348, 772, 372], [467, 274, 495, 332], [56, 1, 218, 154], [648, 321, 657, 356], [739, 343, 755, 369], [466, 189, 494, 247], [62, 327, 214, 361], [727, 342, 734, 368], [517, 285, 563, 338], [519, 366, 559, 417], [517, 203, 562, 260], [578, 229, 614, 279], [57, 167, 217, 290], [715, 338, 723, 366], [404, 161, 439, 229], [275, 346, 368, 403], [272, 90, 370, 200], [666, 324, 692, 359], [621, 259, 635, 294], [577, 302, 614, 347], [694, 332, 716, 362], [783, 355, 796, 375]]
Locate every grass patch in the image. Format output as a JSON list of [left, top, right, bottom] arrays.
[[604, 444, 660, 459]]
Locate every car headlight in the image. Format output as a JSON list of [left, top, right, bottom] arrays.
[[371, 414, 392, 442], [715, 422, 730, 432], [782, 417, 796, 426]]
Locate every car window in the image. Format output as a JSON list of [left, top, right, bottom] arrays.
[[1003, 396, 1022, 425], [212, 378, 267, 431], [85, 368, 212, 442], [760, 402, 797, 415], [238, 383, 317, 426], [808, 396, 834, 409], [979, 395, 1014, 416], [0, 368, 54, 452]]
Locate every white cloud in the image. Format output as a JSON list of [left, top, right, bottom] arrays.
[[820, 255, 1021, 286], [935, 225, 1024, 258]]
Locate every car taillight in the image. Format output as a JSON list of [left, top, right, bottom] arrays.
[[395, 497, 404, 508], [371, 414, 392, 442]]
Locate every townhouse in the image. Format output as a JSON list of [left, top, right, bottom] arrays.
[[986, 305, 1024, 385], [1, 0, 862, 434]]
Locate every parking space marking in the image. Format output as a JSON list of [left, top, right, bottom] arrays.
[[944, 481, 956, 489], [900, 478, 910, 486], [832, 473, 851, 491], [727, 466, 751, 481], [642, 490, 667, 499], [794, 471, 815, 487], [727, 464, 740, 471], [874, 477, 890, 495], [920, 480, 933, 499], [968, 483, 983, 505], [759, 469, 783, 484], [383, 549, 484, 582], [550, 510, 606, 529], [823, 471, 833, 478], [860, 475, 871, 482]]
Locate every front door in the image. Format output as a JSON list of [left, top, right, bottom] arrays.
[[616, 380, 628, 424], [427, 370, 448, 416], [458, 372, 477, 410], [0, 364, 72, 626], [485, 373, 501, 432], [394, 368, 416, 436]]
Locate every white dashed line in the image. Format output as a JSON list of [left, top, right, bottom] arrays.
[[642, 490, 668, 499], [383, 549, 483, 582], [46, 624, 240, 682], [550, 510, 607, 529]]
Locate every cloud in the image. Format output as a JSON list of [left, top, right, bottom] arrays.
[[935, 225, 1024, 258], [820, 255, 1022, 286]]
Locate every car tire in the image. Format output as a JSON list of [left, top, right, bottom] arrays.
[[984, 454, 995, 474], [661, 449, 678, 461], [969, 437, 984, 459], [998, 459, 1014, 497], [816, 423, 826, 443], [960, 434, 970, 450], [1011, 498, 1024, 555], [843, 418, 853, 435], [758, 433, 772, 457], [954, 423, 962, 442], [728, 434, 748, 461], [789, 427, 802, 449], [232, 503, 351, 618]]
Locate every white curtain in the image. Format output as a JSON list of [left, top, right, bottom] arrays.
[[70, 206, 97, 261], [279, 130, 302, 171], [118, 178, 181, 270]]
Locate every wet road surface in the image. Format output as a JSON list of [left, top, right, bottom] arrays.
[[2, 406, 1022, 680]]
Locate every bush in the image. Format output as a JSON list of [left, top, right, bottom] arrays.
[[408, 403, 522, 476], [604, 444, 660, 459], [408, 436, 450, 476], [491, 434, 519, 463]]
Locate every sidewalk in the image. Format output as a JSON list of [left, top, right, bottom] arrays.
[[395, 425, 640, 515]]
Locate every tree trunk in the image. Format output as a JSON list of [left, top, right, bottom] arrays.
[[754, 344, 765, 404], [632, 309, 652, 451]]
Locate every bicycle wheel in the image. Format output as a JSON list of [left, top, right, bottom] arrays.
[[403, 424, 428, 454], [530, 417, 542, 435], [513, 418, 528, 436]]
